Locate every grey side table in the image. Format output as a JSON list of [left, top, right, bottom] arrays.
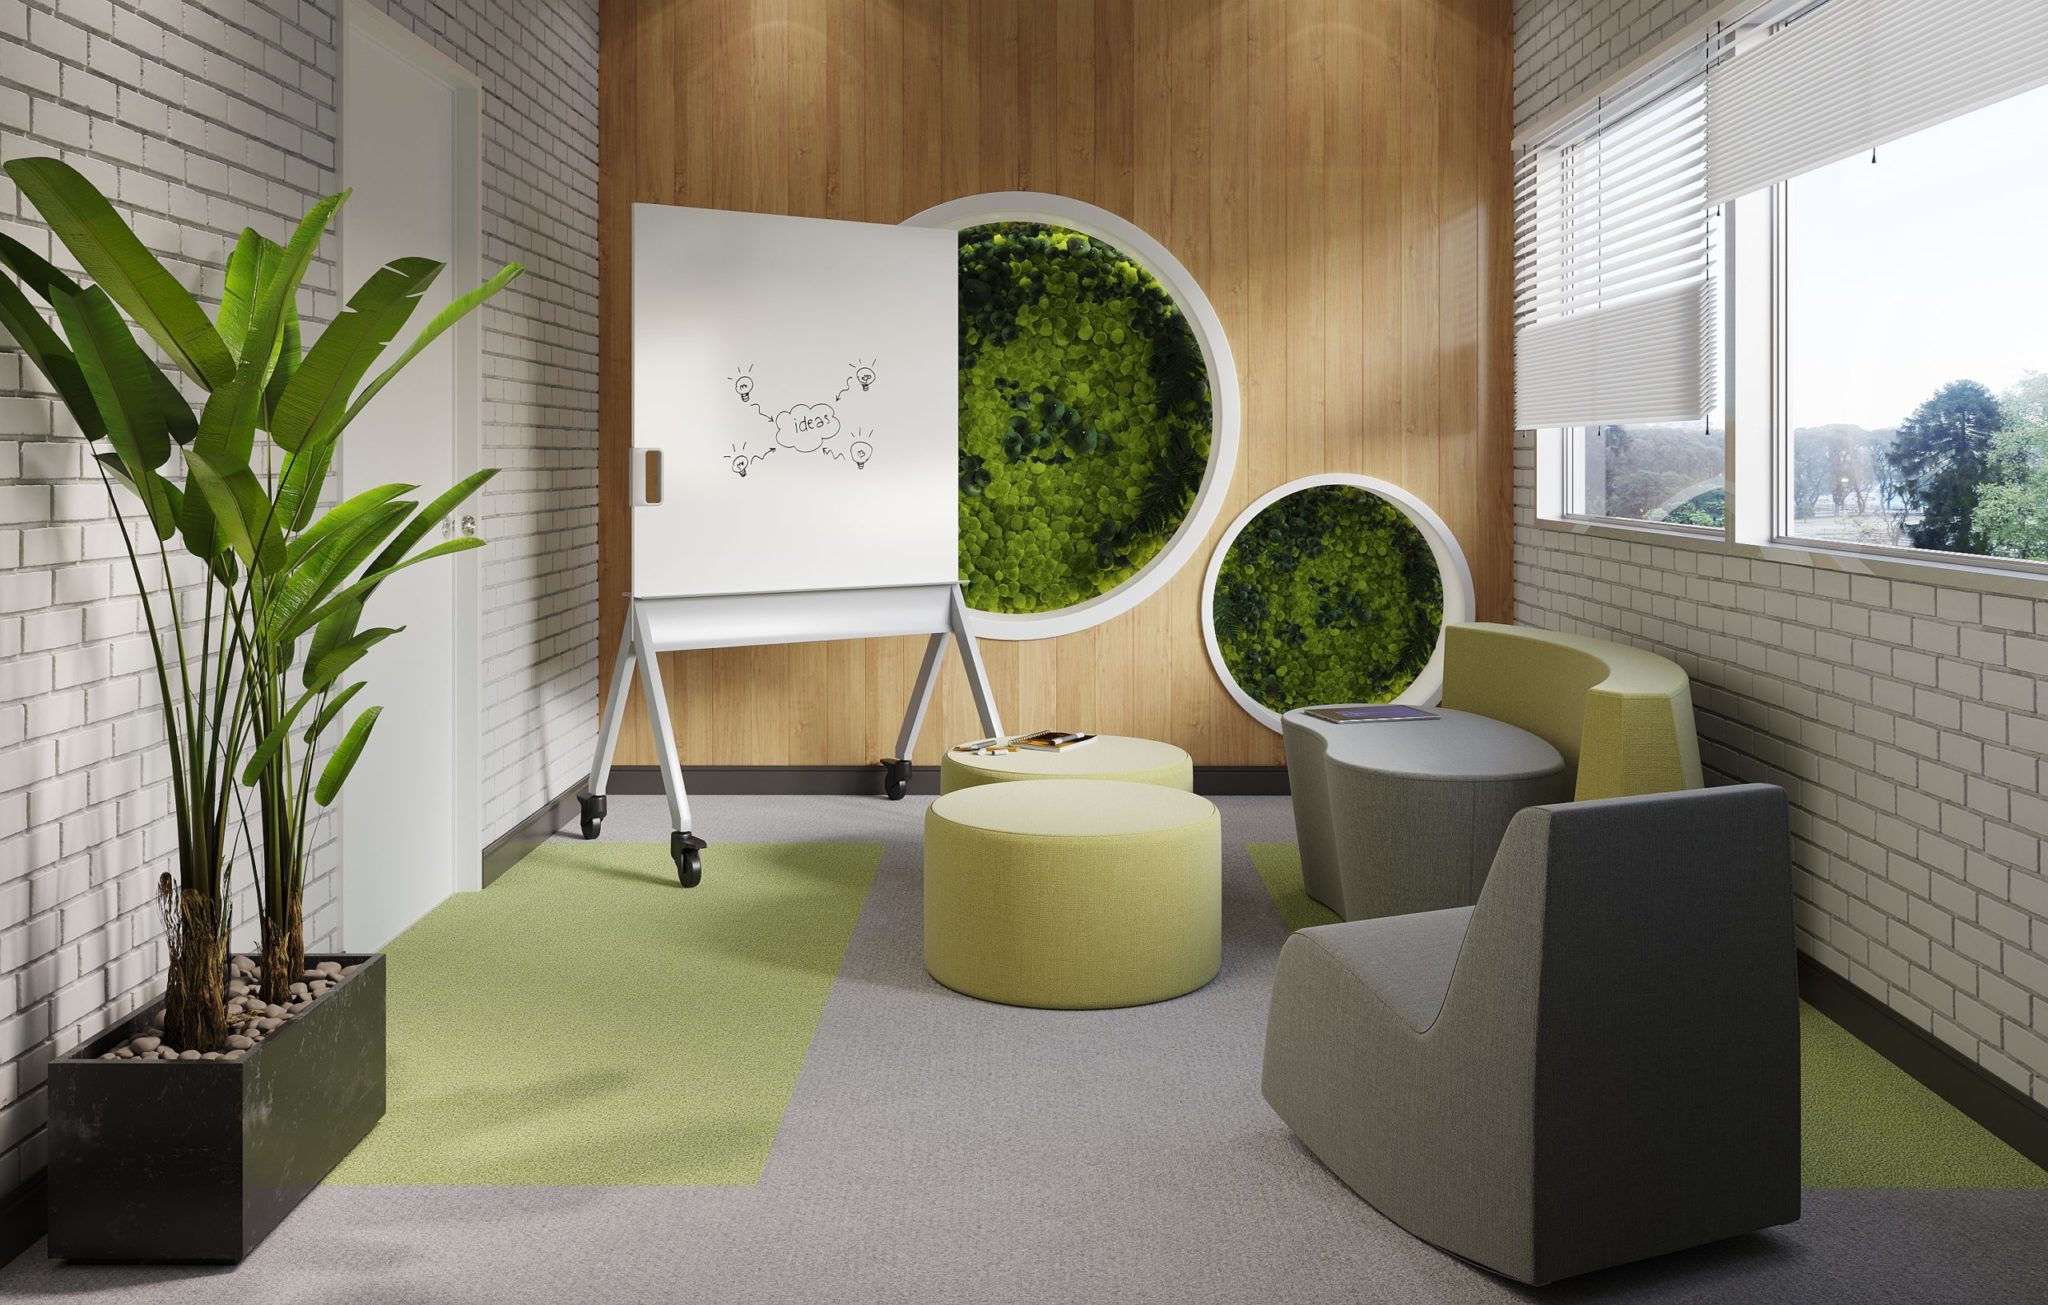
[[1283, 707, 1570, 921]]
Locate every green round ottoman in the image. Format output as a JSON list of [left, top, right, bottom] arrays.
[[939, 734, 1194, 794], [923, 779, 1222, 1009]]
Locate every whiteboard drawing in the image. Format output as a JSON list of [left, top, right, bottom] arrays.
[[721, 361, 888, 475], [631, 203, 957, 598]]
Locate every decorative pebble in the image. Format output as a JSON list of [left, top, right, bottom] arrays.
[[225, 1035, 253, 1050], [316, 961, 343, 978], [99, 1052, 119, 1061], [265, 1004, 286, 1019], [224, 1050, 246, 1061], [132, 1036, 161, 1053], [115, 1047, 135, 1059], [340, 965, 361, 978], [202, 1052, 223, 1060], [178, 1049, 201, 1061], [256, 1018, 283, 1032], [288, 982, 309, 997]]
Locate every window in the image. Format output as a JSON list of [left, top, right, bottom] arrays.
[[1566, 419, 1726, 528], [1782, 82, 2048, 561]]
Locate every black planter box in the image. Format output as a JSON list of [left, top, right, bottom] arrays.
[[45, 953, 386, 1263]]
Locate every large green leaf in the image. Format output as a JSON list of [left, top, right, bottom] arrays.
[[0, 269, 103, 441], [302, 680, 367, 746], [304, 626, 399, 695], [280, 536, 484, 643], [92, 453, 181, 541], [315, 706, 382, 806], [305, 599, 364, 687], [191, 193, 346, 472], [184, 447, 283, 571], [285, 482, 416, 570], [49, 285, 172, 472], [277, 440, 335, 533], [4, 157, 235, 389], [218, 229, 262, 360], [342, 262, 523, 429], [0, 230, 81, 303], [240, 681, 321, 786], [51, 287, 178, 538], [362, 467, 497, 584], [270, 256, 444, 453], [263, 500, 413, 645]]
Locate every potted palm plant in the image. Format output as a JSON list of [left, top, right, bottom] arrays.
[[0, 156, 520, 1262]]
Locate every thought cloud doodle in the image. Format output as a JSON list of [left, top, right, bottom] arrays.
[[720, 362, 882, 478], [775, 404, 841, 453]]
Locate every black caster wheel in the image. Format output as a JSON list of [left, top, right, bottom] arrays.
[[879, 757, 912, 801], [671, 831, 707, 888], [578, 793, 607, 840]]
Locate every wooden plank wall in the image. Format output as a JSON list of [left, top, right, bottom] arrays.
[[597, 0, 1513, 768]]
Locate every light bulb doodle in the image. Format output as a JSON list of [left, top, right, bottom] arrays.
[[850, 440, 873, 469]]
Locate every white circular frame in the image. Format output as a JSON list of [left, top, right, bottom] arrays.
[[1200, 474, 1476, 734], [905, 192, 1242, 642]]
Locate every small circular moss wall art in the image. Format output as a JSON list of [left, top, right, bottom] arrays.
[[907, 194, 1241, 640], [1201, 475, 1476, 732]]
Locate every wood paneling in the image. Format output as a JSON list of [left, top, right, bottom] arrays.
[[597, 0, 1513, 767]]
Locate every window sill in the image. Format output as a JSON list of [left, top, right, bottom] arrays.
[[1532, 513, 2048, 599]]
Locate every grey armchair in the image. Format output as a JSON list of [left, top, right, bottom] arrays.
[[1261, 784, 1799, 1285]]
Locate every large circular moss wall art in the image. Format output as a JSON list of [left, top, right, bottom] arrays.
[[1202, 475, 1475, 732], [956, 220, 1209, 614], [907, 193, 1241, 639]]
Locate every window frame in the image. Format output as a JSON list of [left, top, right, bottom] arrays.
[[1535, 98, 2048, 593], [1764, 121, 2048, 581]]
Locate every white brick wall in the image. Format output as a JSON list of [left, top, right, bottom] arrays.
[[1514, 0, 2048, 1108], [1514, 0, 1713, 133], [0, 0, 599, 1202]]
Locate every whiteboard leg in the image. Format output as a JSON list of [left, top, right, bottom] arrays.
[[948, 585, 1004, 740], [578, 607, 640, 840], [588, 608, 639, 795], [894, 631, 952, 761], [630, 600, 693, 835]]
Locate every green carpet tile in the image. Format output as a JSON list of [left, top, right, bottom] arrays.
[[327, 840, 880, 1186], [1245, 841, 2048, 1190]]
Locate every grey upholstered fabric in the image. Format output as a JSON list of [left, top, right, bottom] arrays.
[[1294, 907, 1472, 1033], [1283, 708, 1570, 920], [1262, 784, 1800, 1285]]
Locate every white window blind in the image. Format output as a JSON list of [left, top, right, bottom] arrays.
[[1706, 0, 2048, 205], [1514, 53, 1716, 429]]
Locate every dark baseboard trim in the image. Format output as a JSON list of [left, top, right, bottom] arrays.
[[602, 763, 1290, 798], [1798, 954, 2048, 1172], [0, 1169, 45, 1268], [481, 783, 584, 887]]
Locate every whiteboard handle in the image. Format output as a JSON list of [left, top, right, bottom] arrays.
[[629, 447, 661, 506]]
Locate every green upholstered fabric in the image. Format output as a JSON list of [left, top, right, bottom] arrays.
[[923, 779, 1220, 1009], [938, 734, 1194, 794], [1440, 622, 1704, 801]]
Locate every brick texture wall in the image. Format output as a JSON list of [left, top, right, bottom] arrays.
[[1514, 0, 2048, 1108], [0, 0, 598, 1201]]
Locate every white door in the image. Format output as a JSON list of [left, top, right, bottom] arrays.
[[338, 4, 482, 949]]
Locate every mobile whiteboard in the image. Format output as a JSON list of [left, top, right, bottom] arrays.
[[630, 203, 959, 598]]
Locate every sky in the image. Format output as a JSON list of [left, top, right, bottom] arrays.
[[1785, 81, 2048, 432]]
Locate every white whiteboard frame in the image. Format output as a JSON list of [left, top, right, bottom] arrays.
[[1200, 474, 1476, 733], [905, 192, 1242, 641]]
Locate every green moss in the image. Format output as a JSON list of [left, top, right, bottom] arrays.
[[957, 223, 1212, 614], [1212, 485, 1443, 712]]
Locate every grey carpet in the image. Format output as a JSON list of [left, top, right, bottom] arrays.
[[5, 793, 2044, 1303]]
